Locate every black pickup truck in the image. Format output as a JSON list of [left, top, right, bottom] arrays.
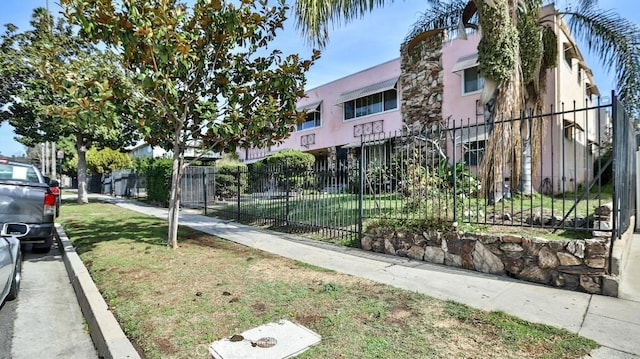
[[0, 158, 55, 253]]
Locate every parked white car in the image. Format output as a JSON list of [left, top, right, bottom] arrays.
[[0, 223, 28, 305]]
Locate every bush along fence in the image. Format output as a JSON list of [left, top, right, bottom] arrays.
[[102, 96, 636, 295]]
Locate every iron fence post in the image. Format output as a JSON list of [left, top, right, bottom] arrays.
[[285, 164, 290, 226], [203, 167, 207, 216], [236, 166, 241, 222], [452, 121, 457, 225], [212, 165, 217, 203], [358, 141, 364, 241], [608, 91, 618, 274]]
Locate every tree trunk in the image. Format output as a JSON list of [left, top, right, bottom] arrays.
[[481, 67, 523, 204], [76, 134, 89, 204], [519, 116, 534, 195], [167, 125, 185, 249]]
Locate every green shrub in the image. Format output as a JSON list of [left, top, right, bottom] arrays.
[[146, 158, 173, 206], [215, 161, 247, 198], [266, 148, 315, 170], [132, 156, 153, 174], [248, 161, 269, 192], [437, 160, 481, 197], [266, 149, 315, 192]]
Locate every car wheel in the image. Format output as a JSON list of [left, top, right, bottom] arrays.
[[6, 249, 22, 301]]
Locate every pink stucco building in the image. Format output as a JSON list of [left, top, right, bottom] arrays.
[[239, 58, 404, 167], [239, 4, 607, 193]]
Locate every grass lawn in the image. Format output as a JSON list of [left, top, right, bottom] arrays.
[[207, 184, 613, 244], [58, 200, 597, 359]]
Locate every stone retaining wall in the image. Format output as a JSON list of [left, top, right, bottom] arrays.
[[361, 205, 618, 295], [362, 228, 611, 294]]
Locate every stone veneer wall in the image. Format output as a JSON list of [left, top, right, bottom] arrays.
[[400, 30, 445, 131], [361, 205, 616, 295], [362, 229, 610, 294]]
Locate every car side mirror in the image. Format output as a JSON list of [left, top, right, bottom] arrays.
[[0, 223, 30, 238]]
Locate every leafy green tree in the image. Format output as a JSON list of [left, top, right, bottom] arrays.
[[62, 0, 319, 248], [86, 147, 132, 174], [54, 135, 79, 177], [0, 8, 139, 203], [294, 0, 640, 200]]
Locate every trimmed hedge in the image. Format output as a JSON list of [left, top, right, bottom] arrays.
[[146, 158, 173, 206], [215, 161, 248, 198]]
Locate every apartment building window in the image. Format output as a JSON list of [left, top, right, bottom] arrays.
[[343, 88, 397, 120], [464, 140, 486, 166], [563, 43, 577, 70], [337, 77, 399, 121], [577, 67, 582, 84], [564, 50, 572, 68], [463, 66, 484, 94], [297, 103, 321, 131], [563, 119, 583, 141]]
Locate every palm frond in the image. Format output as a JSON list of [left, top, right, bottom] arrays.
[[563, 3, 640, 117], [403, 0, 468, 44], [294, 0, 393, 48], [293, 0, 469, 49]]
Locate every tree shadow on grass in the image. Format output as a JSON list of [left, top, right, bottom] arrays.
[[59, 199, 237, 255], [59, 200, 170, 254]]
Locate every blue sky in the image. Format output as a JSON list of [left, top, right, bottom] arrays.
[[0, 0, 637, 157]]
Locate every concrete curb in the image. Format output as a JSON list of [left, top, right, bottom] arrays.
[[55, 223, 141, 359], [612, 217, 636, 276]]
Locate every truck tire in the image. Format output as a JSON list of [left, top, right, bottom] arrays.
[[7, 249, 22, 301], [32, 235, 53, 253], [32, 245, 51, 253]]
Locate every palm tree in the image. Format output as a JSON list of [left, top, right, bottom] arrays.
[[294, 0, 640, 201]]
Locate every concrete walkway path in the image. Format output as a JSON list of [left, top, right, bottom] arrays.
[[94, 195, 640, 358]]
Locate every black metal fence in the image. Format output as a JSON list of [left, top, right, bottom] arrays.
[[210, 163, 359, 244], [204, 98, 634, 247], [610, 96, 637, 270], [357, 100, 618, 232], [100, 97, 636, 254]]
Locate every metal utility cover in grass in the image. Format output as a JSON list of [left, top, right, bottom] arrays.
[[209, 319, 321, 359]]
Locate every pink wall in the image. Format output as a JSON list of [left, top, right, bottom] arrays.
[[442, 33, 482, 127], [274, 58, 403, 154]]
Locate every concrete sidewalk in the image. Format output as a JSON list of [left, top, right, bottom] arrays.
[[89, 195, 640, 358]]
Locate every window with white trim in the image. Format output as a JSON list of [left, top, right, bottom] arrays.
[[463, 66, 484, 94], [344, 88, 397, 120], [297, 104, 321, 131], [463, 140, 486, 166]]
